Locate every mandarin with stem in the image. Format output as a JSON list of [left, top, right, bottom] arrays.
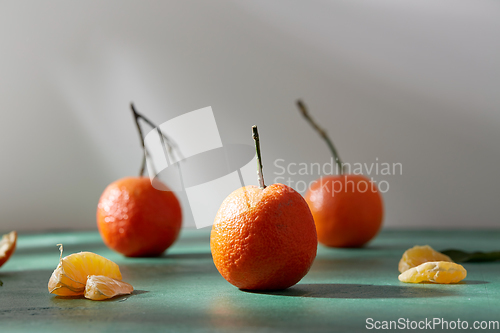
[[96, 104, 182, 257], [298, 100, 383, 248], [210, 126, 317, 290]]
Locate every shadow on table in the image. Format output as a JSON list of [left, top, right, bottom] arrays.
[[52, 290, 149, 303], [457, 280, 489, 285], [115, 289, 149, 302], [14, 242, 107, 256], [362, 244, 412, 251], [245, 283, 461, 299], [158, 252, 213, 260]]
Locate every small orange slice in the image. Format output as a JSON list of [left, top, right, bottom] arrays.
[[48, 245, 122, 296], [398, 261, 467, 284], [84, 275, 134, 300], [0, 231, 17, 268], [398, 245, 453, 273]]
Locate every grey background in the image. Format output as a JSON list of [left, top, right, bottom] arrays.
[[1, 0, 499, 231]]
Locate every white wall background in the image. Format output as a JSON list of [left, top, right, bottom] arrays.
[[1, 0, 499, 231]]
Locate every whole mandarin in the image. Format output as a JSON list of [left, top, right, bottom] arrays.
[[305, 174, 383, 248], [97, 176, 182, 257], [211, 183, 317, 290]]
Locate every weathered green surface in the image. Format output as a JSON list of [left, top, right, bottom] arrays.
[[1, 229, 499, 332]]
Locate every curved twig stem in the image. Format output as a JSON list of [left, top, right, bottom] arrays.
[[131, 103, 148, 176], [130, 103, 183, 177], [252, 125, 266, 189], [296, 100, 343, 174], [131, 106, 183, 159]]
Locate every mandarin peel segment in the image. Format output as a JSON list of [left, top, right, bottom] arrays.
[[84, 275, 134, 301], [48, 245, 123, 297], [0, 231, 17, 268], [398, 245, 453, 273], [48, 244, 86, 295], [398, 261, 467, 284]]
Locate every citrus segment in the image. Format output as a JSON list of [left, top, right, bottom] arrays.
[[398, 245, 453, 273], [398, 261, 467, 284], [84, 275, 133, 301], [48, 245, 122, 296], [0, 231, 17, 268]]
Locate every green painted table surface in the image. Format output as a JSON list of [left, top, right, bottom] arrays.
[[1, 229, 500, 332]]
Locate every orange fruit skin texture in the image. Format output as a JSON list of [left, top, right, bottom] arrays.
[[398, 245, 453, 273], [398, 261, 467, 284], [0, 231, 17, 268], [305, 174, 383, 248], [211, 184, 318, 291], [97, 177, 182, 257]]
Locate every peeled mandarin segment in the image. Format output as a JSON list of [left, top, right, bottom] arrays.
[[84, 275, 133, 301], [398, 261, 467, 284], [48, 266, 86, 296], [398, 245, 453, 273], [0, 231, 17, 268], [48, 247, 122, 296]]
